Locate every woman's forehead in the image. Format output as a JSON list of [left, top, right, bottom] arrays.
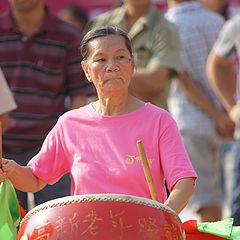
[[89, 35, 126, 49]]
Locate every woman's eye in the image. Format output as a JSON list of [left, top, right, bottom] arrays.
[[94, 58, 105, 62], [117, 55, 126, 60]]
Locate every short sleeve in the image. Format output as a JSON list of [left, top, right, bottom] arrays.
[[213, 17, 239, 58], [158, 114, 197, 191], [28, 116, 69, 184], [148, 23, 182, 73]]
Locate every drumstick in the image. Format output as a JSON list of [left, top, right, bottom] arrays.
[[136, 139, 158, 201]]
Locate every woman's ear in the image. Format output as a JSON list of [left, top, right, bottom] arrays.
[[81, 61, 92, 82]]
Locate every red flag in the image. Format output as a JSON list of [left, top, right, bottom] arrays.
[[183, 220, 227, 240]]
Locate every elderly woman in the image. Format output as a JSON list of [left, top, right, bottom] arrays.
[[0, 26, 196, 214]]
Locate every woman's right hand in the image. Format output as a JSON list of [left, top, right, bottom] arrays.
[[0, 166, 7, 183], [0, 159, 46, 192], [0, 158, 16, 183]]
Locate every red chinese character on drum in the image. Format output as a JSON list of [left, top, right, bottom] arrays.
[[19, 222, 53, 240], [17, 194, 185, 240]]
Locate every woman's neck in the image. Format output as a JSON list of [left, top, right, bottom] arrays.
[[93, 93, 143, 116]]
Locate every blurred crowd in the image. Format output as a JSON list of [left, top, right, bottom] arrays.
[[1, 0, 240, 225]]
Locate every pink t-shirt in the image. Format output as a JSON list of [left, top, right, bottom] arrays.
[[28, 103, 197, 203]]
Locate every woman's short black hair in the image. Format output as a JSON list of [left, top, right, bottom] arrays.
[[81, 26, 133, 61]]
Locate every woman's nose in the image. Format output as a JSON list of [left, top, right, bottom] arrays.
[[106, 59, 119, 71]]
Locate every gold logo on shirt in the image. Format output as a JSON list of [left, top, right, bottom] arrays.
[[124, 155, 153, 168]]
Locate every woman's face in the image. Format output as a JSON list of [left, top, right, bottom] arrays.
[[81, 35, 134, 95]]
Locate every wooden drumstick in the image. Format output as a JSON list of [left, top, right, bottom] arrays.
[[136, 139, 158, 201]]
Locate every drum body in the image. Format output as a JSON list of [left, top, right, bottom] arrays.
[[17, 194, 185, 240]]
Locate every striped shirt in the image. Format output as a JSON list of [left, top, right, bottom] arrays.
[[0, 8, 94, 150], [165, 2, 225, 135]]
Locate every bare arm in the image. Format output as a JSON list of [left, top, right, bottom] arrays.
[[164, 178, 195, 214], [129, 66, 170, 101], [0, 113, 9, 131], [178, 72, 222, 120], [207, 51, 236, 111], [0, 159, 46, 192], [178, 71, 234, 138]]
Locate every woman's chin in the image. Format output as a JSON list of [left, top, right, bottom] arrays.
[[102, 83, 128, 93]]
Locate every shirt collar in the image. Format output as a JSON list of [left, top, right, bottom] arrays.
[[138, 4, 161, 28], [113, 5, 127, 25], [130, 5, 160, 38], [115, 4, 160, 28], [114, 4, 161, 38]]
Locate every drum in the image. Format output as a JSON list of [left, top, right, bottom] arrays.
[[17, 194, 185, 240]]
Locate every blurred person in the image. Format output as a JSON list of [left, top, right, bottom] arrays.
[[199, 0, 238, 219], [0, 68, 17, 131], [58, 4, 88, 31], [207, 14, 240, 225], [0, 0, 94, 211], [199, 0, 240, 20], [166, 0, 234, 222], [0, 26, 197, 215], [228, 0, 240, 18], [198, 0, 229, 19], [87, 0, 182, 109]]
